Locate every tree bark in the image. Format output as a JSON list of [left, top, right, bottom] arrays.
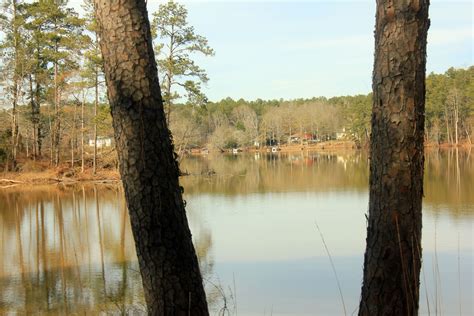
[[93, 1, 209, 315], [359, 1, 430, 315]]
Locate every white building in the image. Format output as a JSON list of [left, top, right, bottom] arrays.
[[336, 128, 347, 140], [89, 136, 113, 148]]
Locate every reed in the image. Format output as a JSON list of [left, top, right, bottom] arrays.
[[315, 221, 347, 316]]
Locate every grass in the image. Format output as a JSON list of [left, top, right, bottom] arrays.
[[315, 220, 347, 316]]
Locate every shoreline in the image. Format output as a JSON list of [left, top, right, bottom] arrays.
[[0, 169, 121, 187], [1, 142, 471, 186]]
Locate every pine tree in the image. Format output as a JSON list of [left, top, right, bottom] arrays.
[[23, 0, 87, 166], [94, 0, 209, 313], [359, 0, 430, 314], [151, 0, 214, 124], [82, 0, 103, 174], [0, 0, 28, 170]]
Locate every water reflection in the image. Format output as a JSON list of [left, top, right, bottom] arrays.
[[0, 149, 472, 315], [180, 151, 370, 195], [424, 148, 474, 216], [180, 149, 474, 214], [0, 184, 217, 314], [0, 185, 145, 314]]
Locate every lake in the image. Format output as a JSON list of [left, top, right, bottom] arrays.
[[0, 149, 472, 315]]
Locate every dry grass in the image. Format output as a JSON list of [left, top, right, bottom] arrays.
[[1, 160, 120, 185]]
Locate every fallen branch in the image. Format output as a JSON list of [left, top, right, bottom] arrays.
[[0, 179, 25, 184]]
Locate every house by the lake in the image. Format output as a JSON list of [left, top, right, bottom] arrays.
[[88, 136, 113, 148]]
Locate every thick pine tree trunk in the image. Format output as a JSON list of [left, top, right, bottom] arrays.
[[359, 1, 430, 315], [93, 1, 209, 315]]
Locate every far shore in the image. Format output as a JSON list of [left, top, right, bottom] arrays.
[[0, 141, 471, 186]]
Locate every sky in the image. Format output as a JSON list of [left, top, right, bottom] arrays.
[[74, 0, 473, 101]]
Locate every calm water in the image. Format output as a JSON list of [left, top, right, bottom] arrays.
[[0, 149, 472, 315]]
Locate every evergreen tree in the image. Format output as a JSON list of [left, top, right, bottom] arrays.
[[82, 0, 103, 173], [151, 0, 214, 123], [0, 0, 28, 170], [23, 0, 87, 165]]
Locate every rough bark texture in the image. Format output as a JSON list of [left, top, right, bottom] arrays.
[[359, 1, 430, 315], [93, 1, 209, 315]]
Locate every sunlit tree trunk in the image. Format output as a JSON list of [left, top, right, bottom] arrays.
[[93, 65, 98, 174], [53, 56, 61, 166], [444, 106, 452, 145], [34, 61, 42, 158], [166, 54, 173, 124], [10, 84, 19, 171], [452, 90, 459, 146], [71, 100, 78, 168], [49, 115, 53, 166], [93, 1, 209, 314], [9, 0, 21, 171], [29, 75, 37, 160], [25, 128, 29, 157], [359, 1, 430, 315], [81, 91, 85, 173]]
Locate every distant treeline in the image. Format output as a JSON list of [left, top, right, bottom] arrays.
[[169, 66, 473, 152], [0, 0, 472, 171], [0, 66, 472, 169]]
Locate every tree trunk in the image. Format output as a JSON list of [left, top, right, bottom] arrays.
[[165, 24, 174, 125], [10, 0, 20, 171], [453, 90, 459, 146], [93, 65, 98, 174], [53, 59, 61, 166], [359, 1, 430, 315], [71, 99, 77, 168], [26, 128, 29, 158], [29, 75, 37, 160], [49, 116, 53, 166], [34, 45, 43, 158], [81, 91, 85, 173], [93, 1, 209, 315], [444, 106, 451, 145], [11, 91, 18, 170]]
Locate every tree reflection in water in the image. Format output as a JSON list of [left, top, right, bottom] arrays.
[[0, 149, 472, 314]]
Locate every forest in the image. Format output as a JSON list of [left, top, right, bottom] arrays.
[[0, 0, 472, 173], [0, 0, 472, 315]]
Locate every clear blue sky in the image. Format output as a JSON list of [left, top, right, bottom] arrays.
[[76, 0, 473, 101]]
